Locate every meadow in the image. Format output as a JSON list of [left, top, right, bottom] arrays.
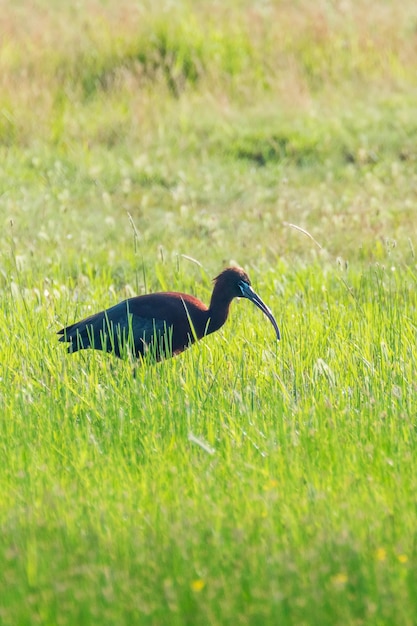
[[1, 1, 417, 624]]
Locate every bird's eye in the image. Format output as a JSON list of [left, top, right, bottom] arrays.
[[237, 280, 248, 296]]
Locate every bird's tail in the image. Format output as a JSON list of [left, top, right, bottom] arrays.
[[57, 312, 107, 353]]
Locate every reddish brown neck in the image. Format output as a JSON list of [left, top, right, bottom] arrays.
[[207, 283, 234, 334]]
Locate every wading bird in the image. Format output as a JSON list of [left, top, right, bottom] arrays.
[[58, 267, 280, 362]]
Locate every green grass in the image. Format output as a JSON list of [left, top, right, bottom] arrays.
[[1, 261, 417, 625], [1, 1, 417, 624]]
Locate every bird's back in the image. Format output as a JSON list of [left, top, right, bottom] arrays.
[[58, 292, 210, 360]]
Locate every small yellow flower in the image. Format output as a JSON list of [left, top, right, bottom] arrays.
[[375, 548, 386, 562], [191, 579, 205, 592], [331, 572, 348, 587], [397, 554, 408, 564], [263, 479, 278, 491]]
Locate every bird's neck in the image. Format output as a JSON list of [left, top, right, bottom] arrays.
[[207, 287, 233, 334]]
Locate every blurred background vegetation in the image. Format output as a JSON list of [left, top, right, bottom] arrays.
[[1, 0, 416, 287]]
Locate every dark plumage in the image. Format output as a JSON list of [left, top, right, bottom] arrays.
[[58, 267, 280, 362]]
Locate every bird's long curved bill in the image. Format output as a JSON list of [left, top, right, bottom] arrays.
[[243, 285, 281, 341]]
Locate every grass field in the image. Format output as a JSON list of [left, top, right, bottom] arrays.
[[1, 1, 417, 624]]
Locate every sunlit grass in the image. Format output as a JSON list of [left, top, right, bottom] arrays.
[[1, 0, 417, 624], [1, 253, 416, 624]]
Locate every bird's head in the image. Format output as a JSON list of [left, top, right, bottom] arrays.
[[213, 267, 281, 340]]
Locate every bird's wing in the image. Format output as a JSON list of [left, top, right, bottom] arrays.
[[58, 300, 170, 358], [129, 313, 173, 357], [58, 292, 208, 359]]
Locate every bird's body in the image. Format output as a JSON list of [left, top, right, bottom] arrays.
[[58, 267, 280, 362]]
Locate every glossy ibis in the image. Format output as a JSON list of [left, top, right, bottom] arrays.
[[58, 267, 280, 362]]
